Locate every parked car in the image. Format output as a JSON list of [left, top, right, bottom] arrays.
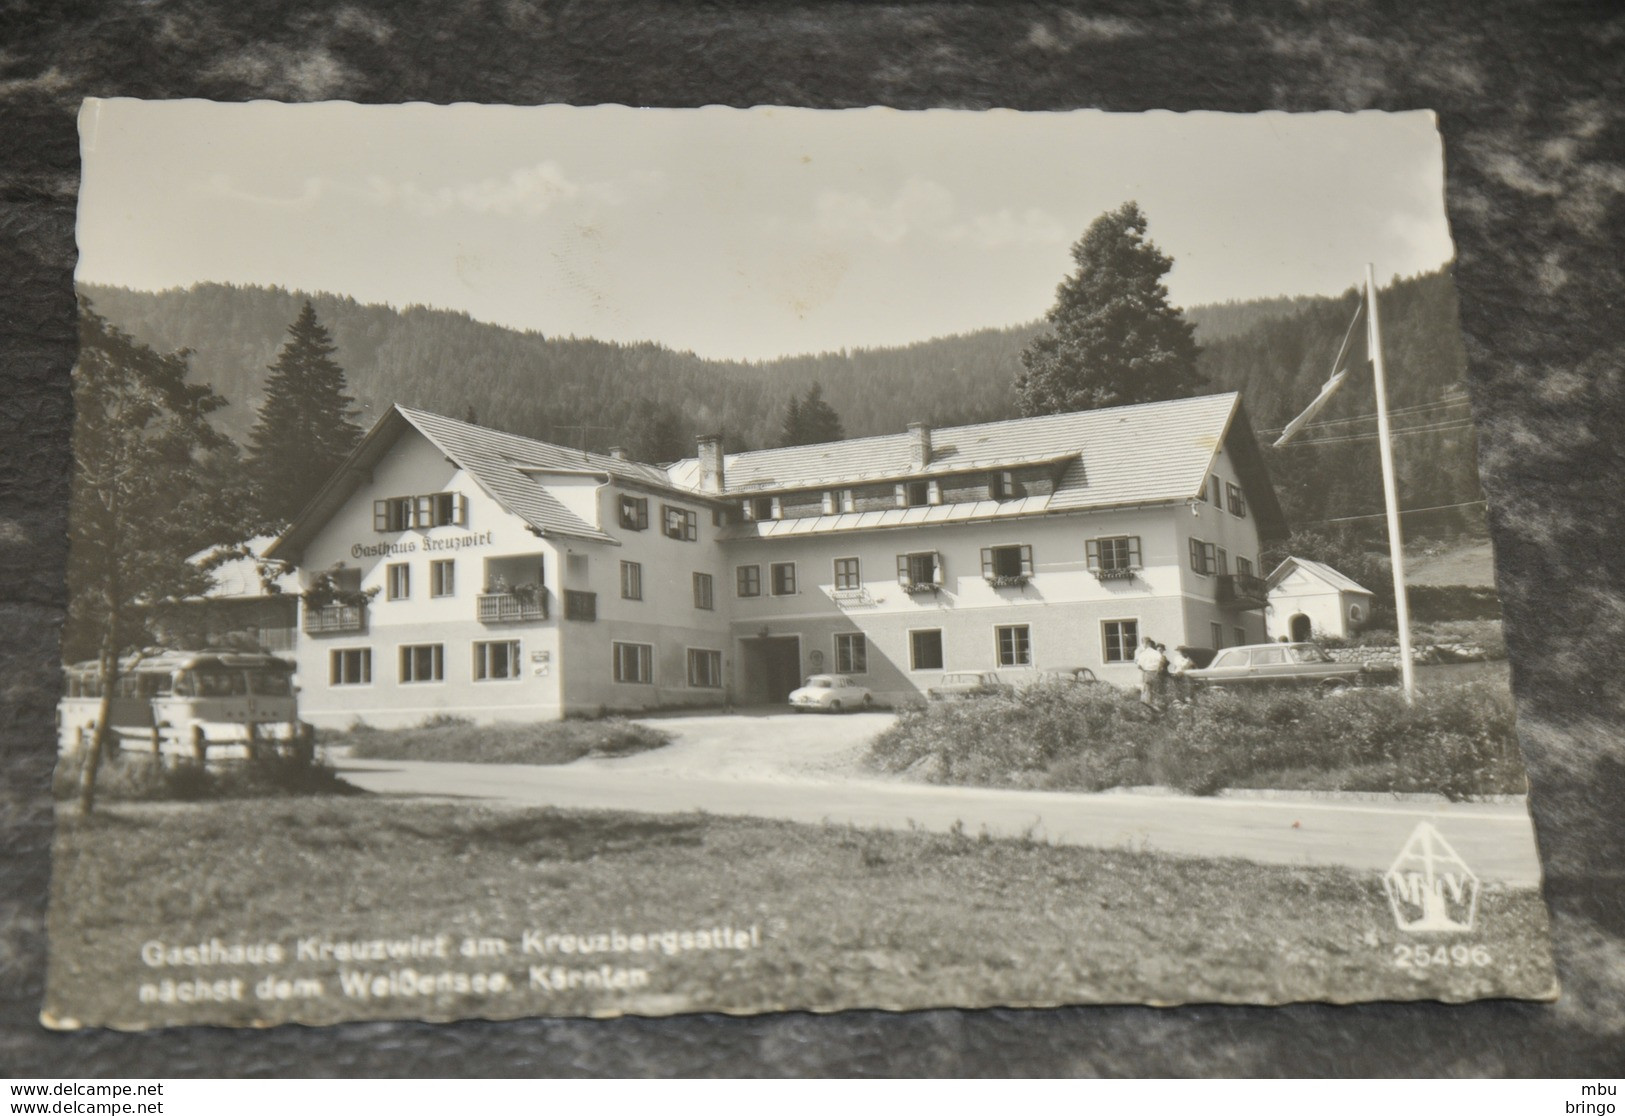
[[1021, 666, 1101, 688], [1184, 641, 1396, 690], [1176, 646, 1218, 670], [926, 671, 1014, 701], [789, 674, 873, 712]]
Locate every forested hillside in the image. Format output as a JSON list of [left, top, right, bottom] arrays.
[[79, 267, 1483, 538]]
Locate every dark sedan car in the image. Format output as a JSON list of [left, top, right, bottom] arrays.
[[1185, 642, 1397, 690]]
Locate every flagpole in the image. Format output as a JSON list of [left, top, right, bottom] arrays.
[[1367, 263, 1416, 702]]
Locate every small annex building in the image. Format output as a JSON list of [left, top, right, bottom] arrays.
[[266, 393, 1287, 727], [1264, 556, 1376, 642]]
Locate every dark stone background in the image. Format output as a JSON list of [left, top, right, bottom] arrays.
[[2, 0, 1622, 1077]]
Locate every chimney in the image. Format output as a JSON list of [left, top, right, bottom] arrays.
[[907, 421, 932, 469], [696, 434, 725, 494], [607, 446, 628, 461]]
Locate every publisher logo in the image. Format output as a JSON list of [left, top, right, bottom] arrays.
[[1383, 822, 1480, 933]]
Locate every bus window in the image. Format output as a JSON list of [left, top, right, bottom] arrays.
[[249, 670, 294, 696], [139, 672, 174, 697], [179, 669, 249, 698]]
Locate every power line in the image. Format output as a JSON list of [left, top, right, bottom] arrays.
[[1306, 499, 1488, 525], [1259, 396, 1472, 437], [1280, 419, 1478, 447]]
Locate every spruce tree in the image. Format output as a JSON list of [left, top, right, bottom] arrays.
[[247, 302, 363, 526], [779, 383, 844, 446], [1017, 202, 1204, 415]]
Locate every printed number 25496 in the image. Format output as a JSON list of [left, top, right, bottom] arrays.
[[1393, 944, 1492, 968]]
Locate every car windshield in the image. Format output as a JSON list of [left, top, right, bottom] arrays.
[[249, 670, 294, 696]]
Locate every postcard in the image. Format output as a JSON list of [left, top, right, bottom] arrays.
[[44, 100, 1557, 1028]]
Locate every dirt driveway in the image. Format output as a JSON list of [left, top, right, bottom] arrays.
[[590, 706, 898, 782]]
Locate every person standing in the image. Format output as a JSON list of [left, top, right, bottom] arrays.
[[1135, 637, 1166, 707], [1166, 644, 1194, 703]]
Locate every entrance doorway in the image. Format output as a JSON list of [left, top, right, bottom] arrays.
[[1289, 613, 1312, 642], [740, 636, 802, 705]]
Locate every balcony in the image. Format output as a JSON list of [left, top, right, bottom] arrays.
[[1217, 573, 1268, 611], [477, 591, 549, 623], [303, 603, 367, 635]]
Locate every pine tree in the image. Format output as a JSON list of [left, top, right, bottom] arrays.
[[1017, 202, 1204, 415], [247, 302, 363, 527], [779, 383, 844, 446]]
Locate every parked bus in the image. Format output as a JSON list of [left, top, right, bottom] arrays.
[[58, 648, 311, 760]]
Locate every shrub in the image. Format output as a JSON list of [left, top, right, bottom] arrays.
[[344, 718, 672, 764], [868, 678, 1525, 800], [53, 750, 359, 803]]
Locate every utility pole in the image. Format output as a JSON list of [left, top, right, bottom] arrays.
[[1366, 263, 1416, 702]]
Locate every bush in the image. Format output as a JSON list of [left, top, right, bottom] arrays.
[[53, 750, 360, 803], [867, 678, 1525, 800], [343, 718, 673, 764], [1408, 584, 1503, 621]]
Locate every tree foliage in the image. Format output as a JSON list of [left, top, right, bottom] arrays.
[[66, 298, 232, 814], [779, 382, 844, 446], [1017, 202, 1204, 415], [246, 301, 363, 528]]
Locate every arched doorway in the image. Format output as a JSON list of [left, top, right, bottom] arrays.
[[1289, 613, 1312, 642]]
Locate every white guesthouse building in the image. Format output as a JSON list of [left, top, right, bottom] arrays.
[[265, 393, 1287, 727]]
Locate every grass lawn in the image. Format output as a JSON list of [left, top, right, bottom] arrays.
[[338, 717, 672, 764], [45, 798, 1557, 1028]]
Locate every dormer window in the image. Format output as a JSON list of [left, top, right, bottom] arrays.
[[744, 495, 780, 521], [990, 470, 1020, 501], [821, 488, 856, 515], [897, 480, 939, 508]]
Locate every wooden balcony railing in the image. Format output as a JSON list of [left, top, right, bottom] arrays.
[[303, 603, 367, 635], [477, 591, 549, 623], [1217, 573, 1269, 610]]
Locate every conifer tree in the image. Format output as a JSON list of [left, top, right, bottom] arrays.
[[247, 302, 363, 527], [779, 382, 844, 446], [1017, 202, 1204, 415]]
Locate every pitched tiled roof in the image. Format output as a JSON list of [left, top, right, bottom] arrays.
[[1267, 556, 1374, 595], [268, 406, 697, 561], [672, 392, 1243, 507]]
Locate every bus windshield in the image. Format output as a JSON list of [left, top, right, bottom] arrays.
[[249, 670, 294, 696]]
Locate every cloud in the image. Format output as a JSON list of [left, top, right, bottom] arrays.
[[394, 162, 581, 217], [816, 178, 1066, 248]]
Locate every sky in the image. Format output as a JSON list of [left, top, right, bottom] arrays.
[[76, 101, 1456, 362]]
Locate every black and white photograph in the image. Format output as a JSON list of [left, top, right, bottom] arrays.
[[43, 99, 1558, 1029]]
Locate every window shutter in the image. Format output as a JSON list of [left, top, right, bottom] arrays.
[[821, 491, 834, 515], [931, 552, 944, 586], [895, 484, 907, 508], [1189, 538, 1201, 571], [896, 554, 911, 586], [1086, 539, 1100, 570], [455, 493, 469, 526], [414, 495, 431, 528], [927, 479, 941, 505], [770, 496, 782, 520], [980, 548, 994, 578], [374, 500, 388, 531], [1129, 536, 1142, 566], [1019, 544, 1034, 576], [1203, 543, 1216, 573]]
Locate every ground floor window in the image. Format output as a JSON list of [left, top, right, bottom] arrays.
[[613, 641, 654, 684], [910, 629, 944, 671], [1103, 620, 1139, 663], [1211, 622, 1224, 650], [1234, 626, 1247, 648], [620, 560, 643, 601], [473, 640, 521, 681], [834, 632, 868, 673], [995, 624, 1031, 667], [687, 648, 723, 689], [399, 643, 444, 683], [330, 648, 371, 685]]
